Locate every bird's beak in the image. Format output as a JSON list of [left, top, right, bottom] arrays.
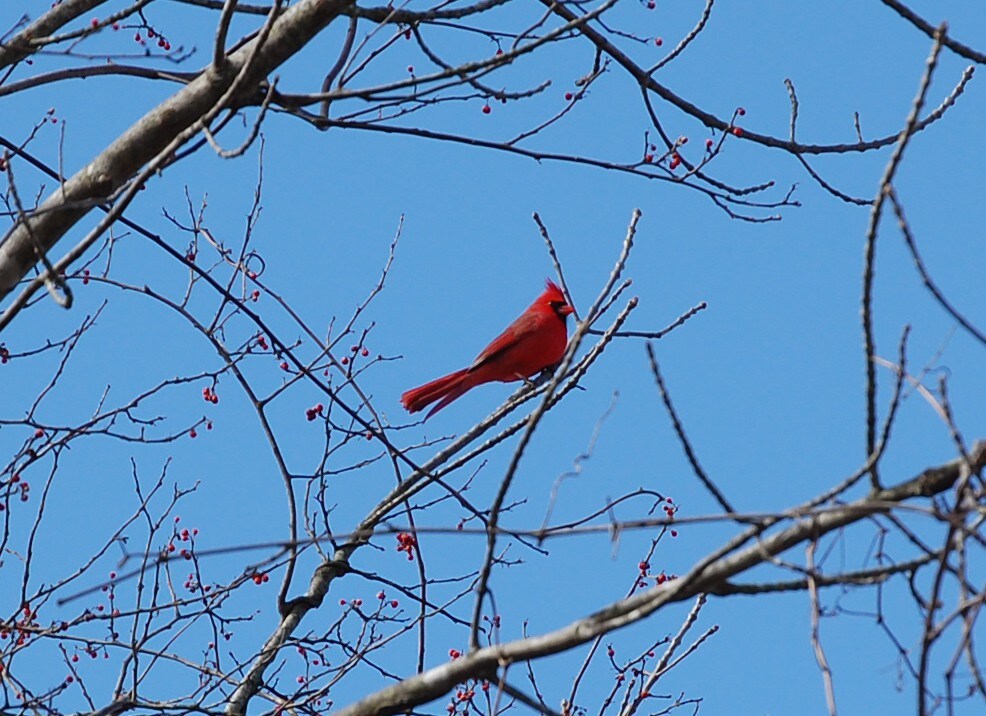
[[560, 304, 575, 316]]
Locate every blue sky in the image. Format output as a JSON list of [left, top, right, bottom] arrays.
[[1, 1, 985, 714]]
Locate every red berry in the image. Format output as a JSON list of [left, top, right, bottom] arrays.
[[565, 92, 573, 101], [737, 107, 746, 116], [654, 37, 663, 46], [732, 127, 743, 137], [481, 104, 491, 114]]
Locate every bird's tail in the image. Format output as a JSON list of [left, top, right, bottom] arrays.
[[400, 369, 471, 419]]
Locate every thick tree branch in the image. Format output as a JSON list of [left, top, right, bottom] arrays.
[[330, 442, 985, 716], [0, 0, 110, 70], [0, 0, 356, 308]]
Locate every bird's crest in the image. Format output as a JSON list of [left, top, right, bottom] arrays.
[[544, 278, 566, 302]]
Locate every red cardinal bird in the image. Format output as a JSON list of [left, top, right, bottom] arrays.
[[401, 279, 575, 418]]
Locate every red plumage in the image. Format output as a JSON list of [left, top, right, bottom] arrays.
[[401, 279, 575, 418]]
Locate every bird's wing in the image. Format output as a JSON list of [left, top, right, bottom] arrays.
[[467, 311, 542, 373]]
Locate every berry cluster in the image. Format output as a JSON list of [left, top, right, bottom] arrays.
[[164, 517, 199, 560], [444, 679, 491, 714], [396, 532, 418, 561], [2, 473, 29, 506], [663, 496, 678, 538]]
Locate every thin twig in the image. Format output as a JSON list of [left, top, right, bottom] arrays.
[[645, 344, 736, 516], [807, 541, 839, 716], [887, 188, 986, 347], [861, 23, 947, 491]]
